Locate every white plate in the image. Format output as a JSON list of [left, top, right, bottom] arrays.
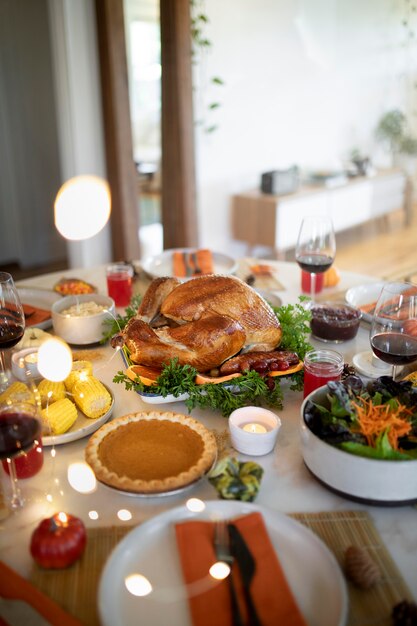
[[99, 501, 348, 626], [345, 282, 386, 323], [42, 384, 114, 446], [136, 389, 190, 404], [17, 287, 62, 330], [141, 248, 238, 280]]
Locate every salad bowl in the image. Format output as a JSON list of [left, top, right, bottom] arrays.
[[300, 378, 417, 505]]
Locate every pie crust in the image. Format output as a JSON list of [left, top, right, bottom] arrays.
[[85, 410, 217, 494]]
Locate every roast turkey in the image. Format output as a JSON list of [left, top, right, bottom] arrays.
[[114, 274, 282, 371]]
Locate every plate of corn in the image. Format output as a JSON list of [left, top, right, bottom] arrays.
[[0, 360, 115, 445]]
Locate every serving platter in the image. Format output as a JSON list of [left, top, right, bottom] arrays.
[[141, 248, 238, 280], [17, 287, 62, 329], [99, 501, 348, 626]]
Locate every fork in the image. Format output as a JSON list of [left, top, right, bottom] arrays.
[[214, 519, 244, 626], [191, 252, 202, 274]]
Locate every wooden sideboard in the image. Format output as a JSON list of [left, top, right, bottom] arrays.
[[231, 169, 411, 256]]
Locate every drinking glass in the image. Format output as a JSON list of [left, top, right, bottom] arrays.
[[106, 263, 134, 307], [303, 349, 344, 398], [0, 397, 45, 524], [0, 272, 25, 390], [370, 282, 417, 381], [295, 216, 336, 304]]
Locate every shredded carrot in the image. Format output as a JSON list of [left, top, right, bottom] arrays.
[[351, 397, 413, 450]]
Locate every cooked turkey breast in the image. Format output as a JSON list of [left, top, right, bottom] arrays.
[[123, 315, 246, 371]]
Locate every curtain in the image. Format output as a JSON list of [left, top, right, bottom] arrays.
[[95, 0, 141, 261], [160, 0, 198, 248]]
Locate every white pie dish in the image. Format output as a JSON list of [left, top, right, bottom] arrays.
[[51, 294, 115, 345], [300, 385, 417, 505]]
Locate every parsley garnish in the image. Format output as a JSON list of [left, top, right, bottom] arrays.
[[101, 294, 142, 344]]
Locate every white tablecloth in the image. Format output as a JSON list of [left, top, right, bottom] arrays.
[[1, 261, 416, 624]]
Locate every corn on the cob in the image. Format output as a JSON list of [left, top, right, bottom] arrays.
[[37, 379, 66, 406], [64, 360, 93, 391], [72, 377, 112, 419], [0, 381, 35, 405], [41, 398, 78, 435]]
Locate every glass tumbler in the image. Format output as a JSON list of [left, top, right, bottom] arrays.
[[303, 349, 344, 398], [106, 263, 134, 307]]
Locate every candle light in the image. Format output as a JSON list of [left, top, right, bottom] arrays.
[[38, 338, 72, 382], [11, 348, 41, 380], [24, 352, 38, 365], [229, 407, 281, 456], [56, 511, 68, 525], [242, 422, 268, 434]]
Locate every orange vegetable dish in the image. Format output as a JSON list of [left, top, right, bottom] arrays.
[[351, 397, 413, 451]]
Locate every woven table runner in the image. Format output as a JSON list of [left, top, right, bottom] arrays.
[[30, 510, 413, 626]]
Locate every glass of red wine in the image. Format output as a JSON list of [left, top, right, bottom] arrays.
[[370, 282, 417, 381], [0, 399, 43, 515], [295, 216, 336, 304], [0, 272, 25, 391]]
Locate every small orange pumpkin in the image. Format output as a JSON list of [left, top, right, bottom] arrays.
[[323, 266, 340, 288]]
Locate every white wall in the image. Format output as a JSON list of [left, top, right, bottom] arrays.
[[194, 0, 416, 255]]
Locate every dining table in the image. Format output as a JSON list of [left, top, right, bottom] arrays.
[[0, 258, 416, 626]]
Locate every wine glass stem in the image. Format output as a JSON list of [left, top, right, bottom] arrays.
[[0, 350, 9, 391], [310, 272, 316, 303], [6, 458, 24, 510], [392, 365, 398, 382]]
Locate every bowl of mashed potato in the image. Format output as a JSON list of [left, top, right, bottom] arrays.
[[52, 294, 115, 345]]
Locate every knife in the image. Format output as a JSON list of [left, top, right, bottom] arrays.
[[228, 523, 263, 626]]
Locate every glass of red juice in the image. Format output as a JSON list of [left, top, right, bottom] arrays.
[[106, 263, 134, 308], [303, 349, 344, 398], [301, 270, 324, 294]]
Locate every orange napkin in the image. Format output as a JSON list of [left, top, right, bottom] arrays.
[[22, 304, 50, 327], [172, 250, 214, 277], [249, 264, 274, 277], [0, 560, 82, 626], [175, 511, 307, 626], [360, 285, 417, 319]]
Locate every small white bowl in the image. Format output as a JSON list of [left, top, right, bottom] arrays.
[[300, 386, 417, 505], [229, 406, 281, 456], [51, 294, 116, 345], [12, 348, 40, 380]]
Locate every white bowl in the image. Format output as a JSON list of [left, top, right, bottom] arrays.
[[51, 294, 115, 345], [300, 386, 417, 505], [229, 406, 281, 456]]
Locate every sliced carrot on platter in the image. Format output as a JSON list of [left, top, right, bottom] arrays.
[[195, 372, 242, 385], [268, 361, 304, 377]]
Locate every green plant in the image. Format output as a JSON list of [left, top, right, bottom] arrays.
[[376, 109, 417, 156], [190, 0, 224, 133]]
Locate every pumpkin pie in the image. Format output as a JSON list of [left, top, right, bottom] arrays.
[[85, 411, 217, 494]]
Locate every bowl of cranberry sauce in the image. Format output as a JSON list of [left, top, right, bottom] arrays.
[[310, 302, 361, 343]]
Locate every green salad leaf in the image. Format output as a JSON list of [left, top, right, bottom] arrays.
[[304, 376, 417, 461]]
